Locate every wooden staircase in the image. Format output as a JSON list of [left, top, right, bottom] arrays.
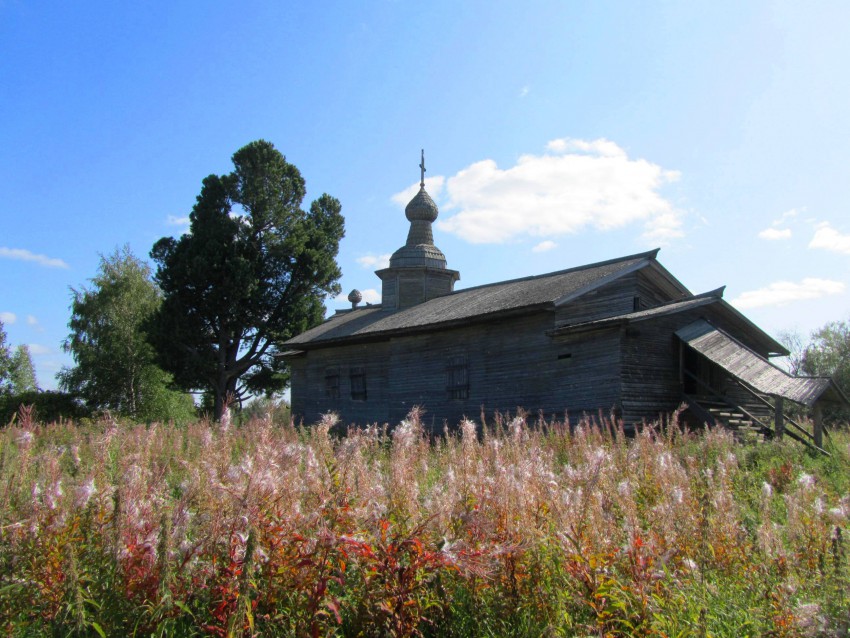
[[683, 395, 772, 442], [681, 369, 829, 454]]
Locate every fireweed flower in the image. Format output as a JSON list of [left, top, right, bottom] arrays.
[[828, 507, 846, 523], [797, 473, 815, 490], [509, 416, 526, 441], [44, 479, 63, 510], [75, 477, 96, 508], [15, 429, 34, 449]]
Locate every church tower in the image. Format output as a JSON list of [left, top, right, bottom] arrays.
[[376, 151, 460, 310]]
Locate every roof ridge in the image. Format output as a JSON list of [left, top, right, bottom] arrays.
[[440, 248, 661, 296], [648, 285, 725, 311]]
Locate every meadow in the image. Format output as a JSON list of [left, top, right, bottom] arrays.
[[1, 407, 848, 637]]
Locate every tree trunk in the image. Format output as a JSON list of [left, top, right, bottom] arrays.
[[213, 373, 239, 422]]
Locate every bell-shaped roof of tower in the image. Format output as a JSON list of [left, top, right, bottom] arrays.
[[388, 150, 449, 270], [405, 187, 439, 223]]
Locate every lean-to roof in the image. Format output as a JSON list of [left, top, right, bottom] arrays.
[[676, 319, 847, 406]]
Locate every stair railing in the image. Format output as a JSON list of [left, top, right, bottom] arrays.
[[681, 369, 829, 455]]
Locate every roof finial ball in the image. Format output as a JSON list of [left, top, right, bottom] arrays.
[[348, 289, 363, 309]]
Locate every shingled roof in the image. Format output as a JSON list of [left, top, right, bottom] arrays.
[[676, 319, 847, 407], [549, 286, 789, 356], [285, 249, 670, 348]]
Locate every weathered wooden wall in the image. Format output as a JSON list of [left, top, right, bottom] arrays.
[[555, 271, 673, 325], [289, 270, 770, 430], [291, 311, 627, 431], [619, 314, 686, 425], [617, 301, 778, 424], [385, 312, 565, 430], [289, 340, 391, 426]]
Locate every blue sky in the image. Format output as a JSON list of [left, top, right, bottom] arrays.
[[2, 1, 849, 390]]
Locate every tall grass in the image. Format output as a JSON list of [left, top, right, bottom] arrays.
[[1, 409, 848, 636]]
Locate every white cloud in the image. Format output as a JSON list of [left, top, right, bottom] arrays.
[[28, 343, 51, 355], [396, 138, 682, 245], [758, 227, 792, 241], [360, 288, 381, 304], [776, 207, 802, 223], [545, 138, 626, 157], [391, 176, 445, 207], [166, 215, 190, 227], [532, 240, 557, 253], [731, 278, 845, 309], [519, 86, 530, 98], [809, 222, 850, 254], [1, 311, 16, 324], [356, 253, 392, 269], [0, 247, 69, 268], [757, 207, 802, 241]]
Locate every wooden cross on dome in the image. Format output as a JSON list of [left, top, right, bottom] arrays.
[[419, 149, 426, 188]]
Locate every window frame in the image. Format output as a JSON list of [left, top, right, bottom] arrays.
[[349, 366, 367, 401], [324, 367, 340, 400], [446, 354, 469, 400]]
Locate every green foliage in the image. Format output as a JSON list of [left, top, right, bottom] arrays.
[[804, 319, 850, 382], [0, 319, 12, 394], [134, 366, 197, 424], [236, 395, 291, 425], [58, 246, 195, 422], [0, 390, 89, 425], [803, 318, 850, 423], [9, 344, 38, 393], [149, 140, 345, 420], [0, 324, 40, 396], [801, 321, 850, 423]]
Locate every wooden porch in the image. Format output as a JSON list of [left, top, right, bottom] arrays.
[[680, 366, 828, 454], [675, 320, 843, 455]]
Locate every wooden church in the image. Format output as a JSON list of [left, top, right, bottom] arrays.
[[284, 156, 847, 447]]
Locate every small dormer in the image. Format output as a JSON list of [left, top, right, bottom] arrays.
[[376, 151, 459, 310]]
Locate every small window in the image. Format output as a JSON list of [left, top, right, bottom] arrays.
[[446, 355, 469, 400], [325, 369, 340, 399], [557, 353, 572, 361], [350, 367, 367, 401], [633, 296, 642, 312]]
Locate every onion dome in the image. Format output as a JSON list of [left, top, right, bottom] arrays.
[[389, 150, 448, 269], [405, 187, 439, 223]]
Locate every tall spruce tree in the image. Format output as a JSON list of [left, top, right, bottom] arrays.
[[149, 140, 344, 420]]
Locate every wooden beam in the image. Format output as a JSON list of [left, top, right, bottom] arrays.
[[774, 395, 784, 440], [813, 403, 824, 448]]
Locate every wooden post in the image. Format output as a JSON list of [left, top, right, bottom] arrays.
[[813, 403, 824, 449], [774, 395, 784, 440], [678, 341, 684, 390]]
